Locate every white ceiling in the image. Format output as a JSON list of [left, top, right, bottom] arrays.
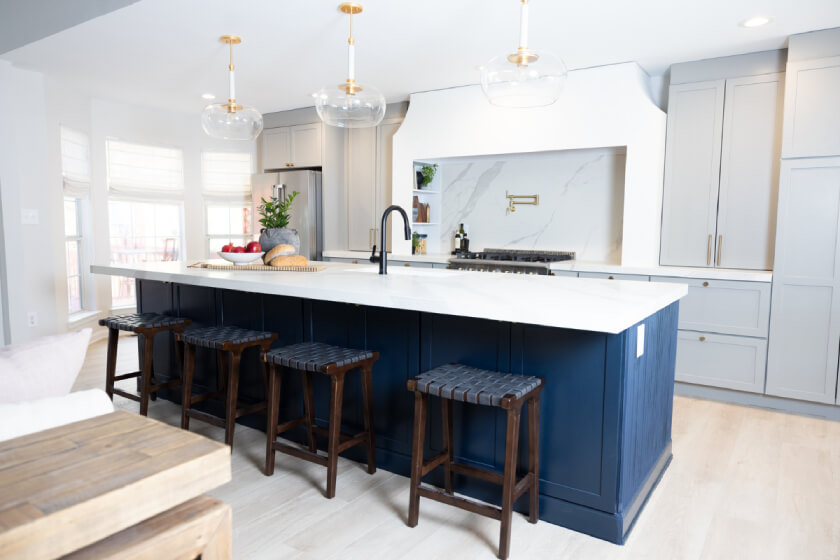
[[2, 0, 839, 115]]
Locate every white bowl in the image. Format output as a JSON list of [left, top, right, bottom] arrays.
[[217, 251, 265, 266]]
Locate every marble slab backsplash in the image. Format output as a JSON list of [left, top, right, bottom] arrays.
[[440, 147, 626, 263]]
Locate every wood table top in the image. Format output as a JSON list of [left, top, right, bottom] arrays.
[[0, 410, 231, 559]]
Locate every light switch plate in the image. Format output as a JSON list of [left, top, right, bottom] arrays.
[[636, 324, 645, 358], [21, 209, 39, 225]]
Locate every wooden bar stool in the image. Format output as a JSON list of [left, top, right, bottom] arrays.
[[175, 326, 278, 448], [99, 313, 192, 416], [406, 363, 544, 560], [263, 342, 379, 499]]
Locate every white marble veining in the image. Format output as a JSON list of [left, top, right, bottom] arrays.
[[92, 261, 687, 334], [438, 148, 626, 261]]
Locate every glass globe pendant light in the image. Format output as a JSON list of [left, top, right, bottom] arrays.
[[314, 3, 386, 128], [201, 35, 264, 140], [479, 0, 567, 108]]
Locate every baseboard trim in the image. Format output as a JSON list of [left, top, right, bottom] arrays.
[[675, 382, 840, 421]]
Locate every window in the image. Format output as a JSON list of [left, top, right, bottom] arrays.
[[107, 139, 185, 307], [201, 151, 254, 256], [64, 198, 83, 313], [60, 127, 91, 315]]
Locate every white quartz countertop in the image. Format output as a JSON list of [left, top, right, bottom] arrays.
[[92, 261, 687, 334], [323, 251, 772, 282], [549, 261, 773, 282]]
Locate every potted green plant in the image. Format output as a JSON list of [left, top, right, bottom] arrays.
[[257, 190, 300, 253], [417, 163, 438, 189]]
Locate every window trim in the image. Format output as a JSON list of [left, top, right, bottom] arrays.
[[64, 197, 84, 314]]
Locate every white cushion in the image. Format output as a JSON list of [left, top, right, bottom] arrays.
[[0, 328, 92, 404], [0, 389, 114, 442]]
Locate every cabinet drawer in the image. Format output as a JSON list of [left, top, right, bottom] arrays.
[[675, 331, 767, 393], [578, 272, 650, 281], [654, 277, 770, 337]]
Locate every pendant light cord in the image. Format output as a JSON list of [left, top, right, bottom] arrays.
[[227, 39, 236, 107]]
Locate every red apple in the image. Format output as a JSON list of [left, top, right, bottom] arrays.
[[221, 243, 234, 253], [245, 241, 262, 253], [232, 246, 245, 253]]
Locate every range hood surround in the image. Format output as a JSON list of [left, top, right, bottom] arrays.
[[391, 62, 666, 266]]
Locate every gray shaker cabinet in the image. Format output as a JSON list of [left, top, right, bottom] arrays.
[[766, 157, 840, 404], [660, 74, 784, 270], [660, 80, 725, 268], [781, 56, 840, 158]]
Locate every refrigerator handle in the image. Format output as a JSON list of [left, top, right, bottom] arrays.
[[274, 184, 286, 201]]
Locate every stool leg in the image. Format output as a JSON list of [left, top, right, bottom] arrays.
[[407, 391, 428, 528], [265, 364, 281, 476], [302, 371, 317, 453], [325, 373, 345, 499], [181, 343, 196, 430], [441, 398, 454, 494], [139, 334, 155, 416], [499, 406, 522, 560], [104, 328, 119, 400], [216, 350, 227, 392], [360, 364, 376, 475], [528, 395, 541, 524], [224, 350, 241, 449]]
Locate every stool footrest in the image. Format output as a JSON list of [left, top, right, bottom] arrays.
[[112, 388, 141, 402], [513, 472, 535, 502], [275, 416, 309, 435], [421, 452, 449, 477], [189, 390, 226, 405], [186, 409, 227, 429], [417, 485, 502, 521], [336, 432, 369, 454], [113, 371, 142, 381], [272, 441, 329, 467], [235, 402, 266, 419], [450, 462, 504, 485], [152, 379, 182, 392]]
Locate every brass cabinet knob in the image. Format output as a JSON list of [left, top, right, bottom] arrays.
[[703, 281, 709, 287], [405, 263, 411, 267], [352, 259, 358, 264], [608, 275, 615, 280], [699, 336, 706, 342]]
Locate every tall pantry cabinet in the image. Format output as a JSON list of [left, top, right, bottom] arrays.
[[766, 29, 840, 404], [660, 63, 784, 269]]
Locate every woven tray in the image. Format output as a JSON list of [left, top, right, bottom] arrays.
[[188, 262, 326, 272]]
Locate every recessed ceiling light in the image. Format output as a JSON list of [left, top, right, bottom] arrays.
[[741, 16, 772, 28], [201, 93, 216, 100]]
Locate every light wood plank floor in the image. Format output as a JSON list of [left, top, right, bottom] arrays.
[[74, 336, 840, 560]]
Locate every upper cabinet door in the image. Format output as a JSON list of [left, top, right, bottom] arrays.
[[766, 157, 840, 404], [782, 56, 840, 158], [660, 80, 726, 267], [261, 127, 291, 171], [716, 73, 784, 270], [290, 123, 323, 168], [346, 127, 377, 251], [376, 119, 402, 252]]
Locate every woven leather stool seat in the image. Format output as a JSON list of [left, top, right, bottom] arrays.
[[264, 342, 374, 373], [412, 363, 542, 408], [179, 326, 275, 349], [99, 313, 189, 333]]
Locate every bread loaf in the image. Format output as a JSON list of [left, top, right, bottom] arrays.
[[263, 244, 296, 264], [269, 254, 308, 267]]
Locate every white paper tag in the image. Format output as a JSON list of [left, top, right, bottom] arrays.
[[636, 324, 645, 358]]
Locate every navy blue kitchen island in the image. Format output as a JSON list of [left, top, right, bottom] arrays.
[[94, 262, 684, 544]]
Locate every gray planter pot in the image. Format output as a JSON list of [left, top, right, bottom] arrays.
[[259, 228, 300, 254]]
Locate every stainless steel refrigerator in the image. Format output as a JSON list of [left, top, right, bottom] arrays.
[[251, 170, 323, 261]]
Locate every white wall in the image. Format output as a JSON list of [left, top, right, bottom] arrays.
[[392, 62, 667, 267], [0, 62, 256, 343]]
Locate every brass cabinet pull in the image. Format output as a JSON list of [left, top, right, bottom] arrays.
[[352, 259, 358, 264], [608, 275, 615, 280], [286, 162, 294, 167], [703, 281, 709, 287], [405, 263, 411, 267], [699, 336, 706, 342], [369, 228, 374, 250], [717, 235, 723, 266], [706, 234, 712, 266]]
